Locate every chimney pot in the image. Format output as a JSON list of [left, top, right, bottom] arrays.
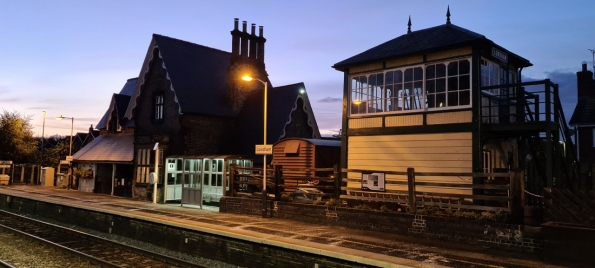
[[582, 61, 588, 72], [242, 21, 247, 32], [234, 18, 239, 30], [251, 23, 256, 35], [259, 26, 263, 37]]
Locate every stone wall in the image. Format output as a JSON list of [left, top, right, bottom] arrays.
[[220, 197, 543, 253]]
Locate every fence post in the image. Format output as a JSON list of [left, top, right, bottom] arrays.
[[230, 165, 236, 197], [333, 164, 340, 199], [407, 168, 416, 211], [274, 165, 282, 201], [509, 169, 524, 223]]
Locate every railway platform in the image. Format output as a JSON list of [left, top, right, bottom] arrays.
[[0, 185, 561, 268]]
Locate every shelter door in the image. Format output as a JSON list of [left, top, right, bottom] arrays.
[[165, 158, 183, 201], [181, 159, 202, 206], [202, 159, 224, 203]]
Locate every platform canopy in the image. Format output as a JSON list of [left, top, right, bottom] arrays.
[[72, 133, 134, 163]]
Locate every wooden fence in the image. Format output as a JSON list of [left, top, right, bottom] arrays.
[[0, 163, 40, 185], [229, 165, 523, 214], [229, 165, 339, 201], [341, 168, 523, 214], [543, 188, 595, 226]]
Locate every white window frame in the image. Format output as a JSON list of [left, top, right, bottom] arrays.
[[154, 95, 164, 120], [348, 57, 472, 116]]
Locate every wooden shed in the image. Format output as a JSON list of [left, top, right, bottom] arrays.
[[272, 138, 341, 178]]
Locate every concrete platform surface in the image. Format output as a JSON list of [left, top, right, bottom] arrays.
[[0, 185, 564, 268]]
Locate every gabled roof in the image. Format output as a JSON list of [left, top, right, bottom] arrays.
[[234, 82, 321, 157], [72, 133, 134, 162], [125, 34, 235, 118], [333, 23, 531, 70], [570, 97, 595, 125], [96, 94, 133, 130], [96, 78, 137, 130]]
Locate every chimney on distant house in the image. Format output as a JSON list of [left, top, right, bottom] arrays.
[[577, 62, 595, 99], [228, 18, 269, 113]]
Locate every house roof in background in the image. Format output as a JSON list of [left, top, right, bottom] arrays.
[[570, 97, 595, 125], [234, 82, 321, 157], [72, 133, 134, 162], [333, 23, 531, 70]]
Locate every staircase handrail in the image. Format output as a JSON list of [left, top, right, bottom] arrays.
[[554, 93, 580, 187]]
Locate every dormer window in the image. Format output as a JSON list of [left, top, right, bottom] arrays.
[[154, 94, 164, 120]]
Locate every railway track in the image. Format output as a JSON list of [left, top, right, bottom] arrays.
[[0, 210, 205, 268]]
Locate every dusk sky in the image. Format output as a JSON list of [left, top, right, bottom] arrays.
[[1, 1, 594, 137]]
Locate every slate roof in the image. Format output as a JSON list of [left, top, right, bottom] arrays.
[[333, 23, 531, 70], [150, 34, 235, 117], [96, 78, 137, 130], [233, 83, 321, 157], [96, 94, 133, 130], [569, 97, 595, 125], [119, 78, 138, 96], [72, 133, 134, 162]]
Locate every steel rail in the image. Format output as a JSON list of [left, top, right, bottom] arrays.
[[0, 210, 205, 268]]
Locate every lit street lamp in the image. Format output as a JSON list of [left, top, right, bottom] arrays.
[[55, 115, 74, 190], [242, 75, 269, 218]]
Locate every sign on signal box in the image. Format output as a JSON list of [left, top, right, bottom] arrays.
[[255, 144, 273, 155]]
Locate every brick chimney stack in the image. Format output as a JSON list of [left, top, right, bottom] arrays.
[[240, 21, 248, 58], [231, 18, 240, 56], [577, 62, 595, 99], [249, 24, 257, 59], [257, 26, 265, 63], [228, 18, 269, 114]]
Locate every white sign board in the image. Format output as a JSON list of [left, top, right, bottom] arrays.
[[361, 172, 385, 192], [255, 144, 273, 155]]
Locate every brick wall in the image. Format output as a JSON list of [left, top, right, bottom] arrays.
[[180, 115, 235, 155], [220, 197, 544, 253], [283, 98, 314, 138]]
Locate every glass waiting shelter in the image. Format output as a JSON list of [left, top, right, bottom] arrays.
[[164, 155, 252, 206]]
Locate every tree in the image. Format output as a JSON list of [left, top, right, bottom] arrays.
[[0, 110, 38, 163], [39, 135, 70, 167]]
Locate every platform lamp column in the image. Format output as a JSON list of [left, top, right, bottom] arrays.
[[153, 142, 159, 204], [242, 75, 268, 218], [55, 115, 74, 189]]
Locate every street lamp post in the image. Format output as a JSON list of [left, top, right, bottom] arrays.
[[56, 115, 74, 189], [242, 75, 269, 218]]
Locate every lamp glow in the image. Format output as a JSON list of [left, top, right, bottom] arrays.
[[242, 75, 253, 81]]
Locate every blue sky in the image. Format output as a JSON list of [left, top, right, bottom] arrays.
[[1, 0, 594, 137]]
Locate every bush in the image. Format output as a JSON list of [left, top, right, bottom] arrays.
[[380, 204, 392, 212], [280, 193, 293, 202], [313, 199, 326, 205], [325, 198, 342, 208], [353, 204, 372, 210]]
